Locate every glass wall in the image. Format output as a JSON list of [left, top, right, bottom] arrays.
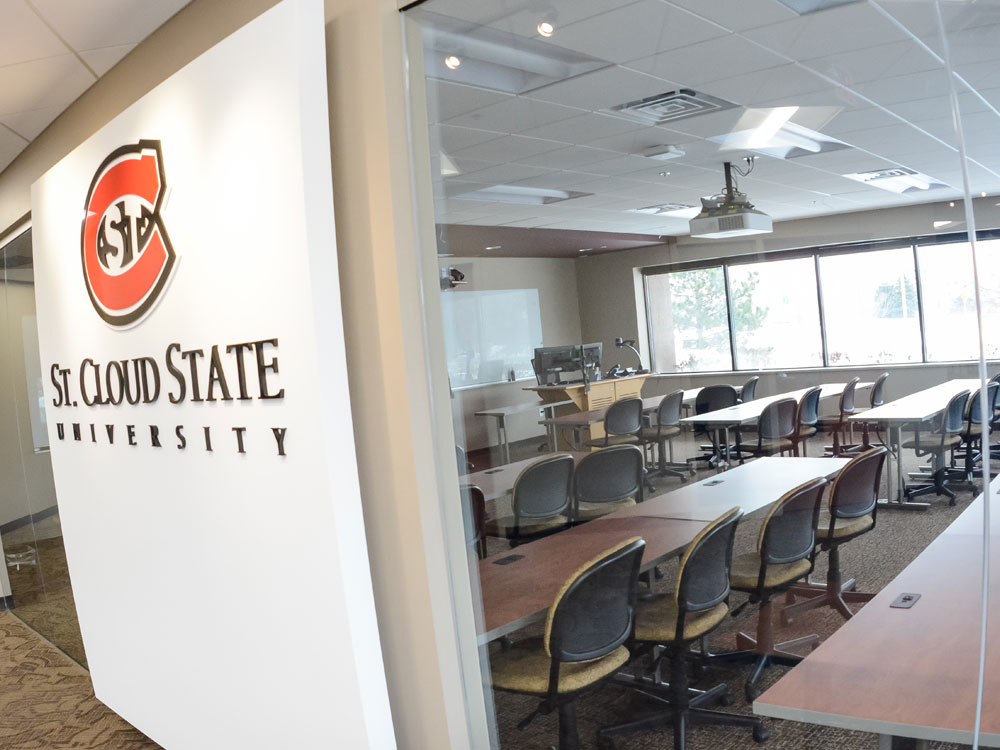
[[403, 0, 998, 747], [0, 228, 85, 667]]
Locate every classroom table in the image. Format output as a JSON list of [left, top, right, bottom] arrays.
[[680, 383, 872, 471], [476, 456, 849, 643], [538, 395, 666, 450], [474, 399, 573, 465], [755, 477, 1000, 748], [849, 378, 979, 510]]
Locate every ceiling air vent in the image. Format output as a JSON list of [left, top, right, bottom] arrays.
[[607, 88, 737, 126]]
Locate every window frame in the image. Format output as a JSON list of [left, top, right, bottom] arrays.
[[643, 228, 1000, 373]]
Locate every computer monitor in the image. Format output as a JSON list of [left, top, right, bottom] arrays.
[[533, 343, 602, 385]]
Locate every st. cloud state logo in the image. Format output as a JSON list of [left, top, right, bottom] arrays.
[[80, 139, 176, 327]]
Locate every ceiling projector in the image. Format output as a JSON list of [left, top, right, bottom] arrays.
[[689, 161, 773, 239]]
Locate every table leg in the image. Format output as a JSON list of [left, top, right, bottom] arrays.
[[499, 415, 511, 465], [878, 735, 929, 750], [878, 424, 930, 511], [720, 426, 731, 472]]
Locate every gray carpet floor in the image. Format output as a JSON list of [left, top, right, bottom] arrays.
[[477, 429, 981, 750]]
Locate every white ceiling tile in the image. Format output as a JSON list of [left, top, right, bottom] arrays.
[[575, 153, 660, 177], [516, 112, 644, 143], [584, 126, 694, 155], [887, 90, 989, 125], [0, 54, 94, 116], [444, 96, 583, 132], [549, 0, 728, 65], [455, 162, 557, 183], [453, 133, 568, 161], [800, 40, 941, 90], [0, 0, 67, 67], [426, 80, 513, 122], [415, 0, 636, 30], [517, 145, 619, 169], [699, 63, 833, 107], [628, 34, 787, 87], [665, 0, 797, 31], [853, 68, 953, 108], [0, 104, 63, 140], [509, 170, 605, 189], [480, 1, 640, 38], [0, 124, 29, 171], [524, 65, 680, 111], [819, 106, 902, 137], [436, 124, 507, 153], [31, 0, 191, 50], [78, 43, 135, 76], [741, 2, 911, 61]]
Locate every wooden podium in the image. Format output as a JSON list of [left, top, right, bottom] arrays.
[[526, 374, 648, 449]]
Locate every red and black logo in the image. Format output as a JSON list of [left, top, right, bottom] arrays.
[[81, 140, 176, 327]]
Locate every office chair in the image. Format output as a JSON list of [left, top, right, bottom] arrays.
[[459, 485, 488, 559], [740, 376, 759, 403], [491, 538, 645, 750], [790, 386, 821, 457], [707, 477, 828, 701], [782, 447, 887, 625], [639, 390, 688, 481], [484, 454, 573, 545], [598, 508, 769, 749], [820, 377, 860, 456], [572, 446, 644, 522], [903, 390, 971, 505], [688, 384, 739, 469], [842, 372, 889, 453], [951, 383, 997, 484], [585, 397, 643, 448], [743, 398, 797, 458]]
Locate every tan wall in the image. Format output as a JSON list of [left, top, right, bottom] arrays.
[[0, 0, 485, 746]]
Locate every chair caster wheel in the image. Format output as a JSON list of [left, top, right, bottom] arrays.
[[719, 690, 735, 707], [753, 724, 770, 742], [745, 686, 760, 703]]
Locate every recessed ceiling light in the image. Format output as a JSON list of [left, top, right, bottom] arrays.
[[629, 203, 698, 217], [844, 168, 949, 194], [444, 55, 461, 70], [485, 245, 502, 251], [659, 171, 671, 177], [537, 21, 554, 37], [981, 192, 988, 198], [578, 248, 592, 253], [439, 151, 460, 177], [455, 185, 592, 205], [774, 0, 862, 14], [933, 221, 955, 229], [710, 117, 846, 159], [950, 201, 956, 207]]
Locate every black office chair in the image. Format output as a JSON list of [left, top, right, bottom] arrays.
[[903, 390, 971, 504], [573, 446, 644, 523], [790, 386, 821, 457], [484, 454, 573, 545], [848, 372, 890, 451], [783, 447, 887, 624], [740, 376, 759, 403], [707, 477, 828, 701], [743, 398, 797, 458], [688, 385, 739, 469], [820, 377, 860, 456], [639, 390, 687, 481], [598, 508, 769, 749], [491, 538, 645, 750], [951, 383, 997, 484], [459, 485, 488, 559], [585, 397, 643, 448]]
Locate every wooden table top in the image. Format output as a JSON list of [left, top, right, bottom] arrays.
[[475, 399, 574, 418], [755, 478, 1000, 746], [460, 452, 589, 502], [680, 382, 873, 426], [526, 373, 648, 393], [540, 395, 666, 428], [848, 378, 980, 424], [477, 456, 850, 642]]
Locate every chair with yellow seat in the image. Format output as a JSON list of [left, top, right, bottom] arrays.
[[782, 447, 887, 625], [585, 396, 644, 448], [903, 389, 971, 505], [820, 376, 860, 456], [597, 508, 770, 749], [490, 538, 646, 750], [572, 445, 644, 523], [484, 454, 573, 545], [707, 477, 828, 701]]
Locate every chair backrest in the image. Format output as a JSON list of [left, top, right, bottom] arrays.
[[758, 398, 797, 441], [968, 384, 999, 426], [741, 376, 759, 403], [829, 447, 887, 520], [991, 372, 1000, 385], [839, 377, 861, 415], [459, 485, 487, 554], [656, 390, 684, 428], [574, 446, 643, 506], [941, 390, 971, 436], [796, 386, 822, 428], [695, 384, 739, 415], [456, 445, 468, 473], [604, 397, 643, 437], [870, 372, 889, 408], [757, 477, 828, 568], [512, 454, 574, 521], [675, 507, 742, 615], [545, 537, 645, 663]]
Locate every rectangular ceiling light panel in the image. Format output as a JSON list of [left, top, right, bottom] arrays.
[[607, 88, 737, 126], [843, 167, 950, 194], [454, 185, 592, 204], [774, 0, 863, 14]]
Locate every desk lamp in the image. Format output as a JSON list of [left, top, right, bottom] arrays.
[[614, 337, 646, 373]]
